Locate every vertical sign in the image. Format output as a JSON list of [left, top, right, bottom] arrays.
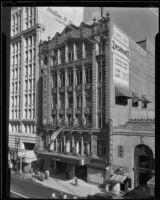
[[112, 25, 130, 88]]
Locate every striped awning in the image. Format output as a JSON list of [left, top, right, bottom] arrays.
[[132, 91, 143, 100], [115, 87, 132, 99], [142, 95, 151, 103], [50, 127, 64, 141]]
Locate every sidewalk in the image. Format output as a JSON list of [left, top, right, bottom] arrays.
[[11, 170, 125, 198], [11, 170, 102, 198], [34, 176, 103, 197]]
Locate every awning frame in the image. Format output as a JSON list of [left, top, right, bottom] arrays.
[[115, 86, 133, 99], [142, 95, 151, 103]]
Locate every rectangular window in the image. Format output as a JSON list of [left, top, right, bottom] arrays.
[[68, 96, 73, 108], [98, 88, 101, 107], [132, 99, 139, 107], [97, 140, 106, 157], [141, 101, 147, 109], [77, 95, 82, 108], [60, 73, 65, 87], [77, 70, 82, 85], [86, 68, 92, 84], [118, 145, 124, 158], [98, 114, 102, 128], [116, 97, 128, 106], [68, 71, 73, 86]]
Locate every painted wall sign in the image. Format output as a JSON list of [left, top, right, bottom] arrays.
[[111, 38, 130, 61], [113, 26, 129, 47], [113, 53, 129, 87], [47, 7, 73, 27]]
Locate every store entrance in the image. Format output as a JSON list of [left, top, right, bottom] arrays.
[[56, 161, 67, 174], [134, 144, 154, 187], [75, 165, 87, 181]]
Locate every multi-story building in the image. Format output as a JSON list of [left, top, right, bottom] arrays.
[[9, 7, 84, 168], [36, 13, 155, 190]]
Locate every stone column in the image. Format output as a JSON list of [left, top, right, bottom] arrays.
[[60, 140, 63, 152], [72, 136, 75, 153], [72, 66, 76, 125], [81, 136, 84, 156], [20, 35, 24, 121], [56, 69, 59, 122], [82, 41, 86, 59], [57, 49, 61, 65], [65, 43, 68, 63], [64, 69, 67, 125], [92, 42, 98, 129], [55, 138, 58, 152], [73, 43, 77, 61], [63, 135, 66, 153], [82, 64, 85, 125]]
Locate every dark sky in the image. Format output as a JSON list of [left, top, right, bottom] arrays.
[[84, 7, 159, 45]]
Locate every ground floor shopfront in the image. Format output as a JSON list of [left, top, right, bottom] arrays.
[[37, 151, 108, 184], [35, 127, 110, 184], [9, 147, 37, 172]]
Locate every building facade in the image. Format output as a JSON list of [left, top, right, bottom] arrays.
[[36, 13, 155, 189], [9, 7, 83, 168]]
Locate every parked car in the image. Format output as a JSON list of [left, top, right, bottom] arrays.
[[87, 192, 113, 199]]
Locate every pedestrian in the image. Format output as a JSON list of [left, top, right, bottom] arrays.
[[63, 194, 67, 199], [51, 193, 57, 199], [75, 177, 78, 186], [59, 192, 63, 199]]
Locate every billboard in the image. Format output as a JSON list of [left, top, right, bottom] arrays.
[[112, 25, 130, 88]]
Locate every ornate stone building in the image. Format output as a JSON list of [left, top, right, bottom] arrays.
[[36, 13, 155, 188], [9, 7, 84, 167]]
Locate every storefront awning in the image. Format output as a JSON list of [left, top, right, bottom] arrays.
[[147, 176, 155, 187], [142, 95, 151, 103], [115, 87, 132, 99], [51, 127, 64, 141], [39, 151, 91, 166], [110, 174, 128, 184], [18, 150, 37, 163], [132, 91, 143, 100]]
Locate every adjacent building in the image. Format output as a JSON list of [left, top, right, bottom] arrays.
[[36, 13, 154, 191], [9, 7, 84, 169]]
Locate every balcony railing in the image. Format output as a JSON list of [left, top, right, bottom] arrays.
[[85, 83, 91, 90], [84, 107, 92, 115], [51, 109, 56, 115], [130, 110, 155, 120], [75, 84, 82, 92], [75, 108, 81, 115], [58, 108, 64, 115], [59, 87, 65, 93], [67, 86, 73, 93], [52, 88, 57, 94]]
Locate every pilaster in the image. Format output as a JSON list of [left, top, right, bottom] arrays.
[[56, 69, 60, 122], [92, 42, 98, 129], [73, 43, 77, 61], [82, 64, 85, 123], [64, 69, 67, 124], [72, 66, 76, 125]]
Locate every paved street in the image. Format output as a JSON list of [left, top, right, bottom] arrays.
[[10, 174, 77, 199]]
